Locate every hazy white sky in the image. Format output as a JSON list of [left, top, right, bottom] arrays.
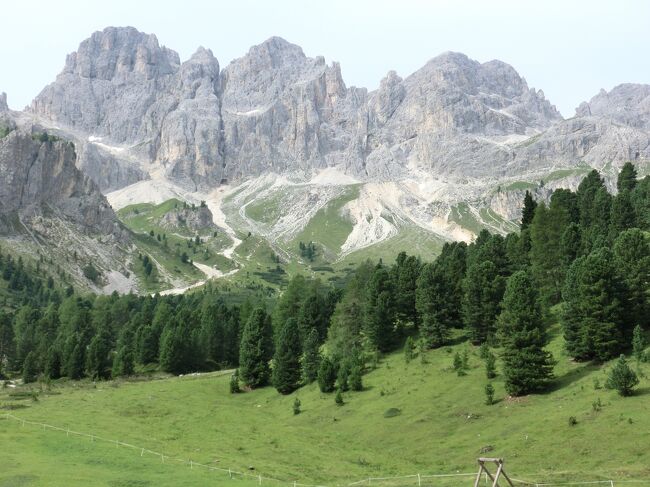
[[1, 0, 648, 116]]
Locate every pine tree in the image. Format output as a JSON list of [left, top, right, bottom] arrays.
[[462, 260, 504, 345], [485, 382, 495, 405], [613, 229, 650, 329], [606, 355, 639, 396], [301, 328, 321, 384], [520, 190, 537, 230], [22, 351, 38, 384], [349, 364, 363, 391], [562, 248, 627, 362], [335, 389, 344, 406], [632, 325, 646, 363], [293, 397, 301, 415], [272, 318, 302, 395], [610, 190, 637, 234], [317, 356, 337, 393], [364, 267, 396, 352], [229, 370, 241, 393], [238, 308, 273, 389], [498, 271, 555, 396], [617, 162, 638, 193], [393, 253, 421, 326], [530, 201, 571, 306], [112, 344, 135, 377], [86, 326, 113, 380], [485, 350, 497, 379]]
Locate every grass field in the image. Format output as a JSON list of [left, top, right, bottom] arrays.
[[3, 320, 649, 487]]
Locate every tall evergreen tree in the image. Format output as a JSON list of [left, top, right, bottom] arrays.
[[613, 229, 650, 328], [86, 326, 113, 380], [498, 271, 554, 396], [272, 318, 302, 394], [562, 248, 627, 362], [530, 201, 570, 306], [317, 356, 337, 393], [617, 162, 638, 193], [462, 260, 504, 345], [238, 308, 273, 388], [520, 190, 537, 230], [417, 262, 453, 347], [393, 253, 421, 326], [364, 266, 396, 352], [610, 190, 637, 234], [302, 327, 321, 384]]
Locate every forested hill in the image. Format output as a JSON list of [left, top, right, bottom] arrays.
[[1, 164, 649, 400]]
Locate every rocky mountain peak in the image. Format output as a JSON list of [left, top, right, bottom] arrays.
[[62, 26, 179, 81], [575, 83, 650, 129]]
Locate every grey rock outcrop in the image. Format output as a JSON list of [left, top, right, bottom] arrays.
[[0, 92, 7, 112], [27, 27, 650, 195], [159, 206, 216, 233], [0, 126, 121, 236]]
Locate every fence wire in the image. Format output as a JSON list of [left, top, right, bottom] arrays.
[[2, 413, 648, 487]]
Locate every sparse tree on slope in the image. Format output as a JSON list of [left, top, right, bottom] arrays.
[[239, 308, 273, 388], [498, 271, 554, 396], [272, 318, 302, 394]]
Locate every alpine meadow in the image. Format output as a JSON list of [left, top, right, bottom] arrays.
[[1, 3, 650, 486]]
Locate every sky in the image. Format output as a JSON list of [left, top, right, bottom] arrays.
[[1, 0, 649, 116]]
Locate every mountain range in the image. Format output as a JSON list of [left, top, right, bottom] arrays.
[[1, 26, 648, 293]]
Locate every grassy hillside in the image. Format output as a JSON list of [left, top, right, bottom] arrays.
[[2, 326, 650, 487]]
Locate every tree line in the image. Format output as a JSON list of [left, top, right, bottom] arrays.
[[1, 164, 649, 400]]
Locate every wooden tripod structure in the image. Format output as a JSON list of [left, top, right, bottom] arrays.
[[473, 458, 515, 487]]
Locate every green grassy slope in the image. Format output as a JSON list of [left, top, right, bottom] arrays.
[[2, 326, 649, 487]]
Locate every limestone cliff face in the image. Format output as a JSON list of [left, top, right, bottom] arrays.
[[28, 27, 650, 196], [0, 127, 120, 236]]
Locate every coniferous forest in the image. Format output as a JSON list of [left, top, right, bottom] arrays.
[[1, 164, 649, 399]]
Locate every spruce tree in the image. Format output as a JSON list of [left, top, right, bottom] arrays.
[[272, 318, 302, 395], [364, 267, 396, 352], [613, 229, 650, 328], [238, 308, 273, 389], [462, 260, 504, 345], [485, 382, 495, 405], [562, 249, 627, 362], [349, 364, 363, 391], [498, 271, 555, 396], [520, 190, 537, 230], [317, 356, 337, 393], [86, 326, 113, 380], [606, 355, 639, 396], [301, 327, 321, 384], [617, 162, 638, 193], [335, 389, 344, 406], [112, 344, 135, 377], [229, 370, 241, 393], [632, 325, 646, 363], [22, 351, 38, 384], [485, 350, 497, 379], [293, 397, 301, 415]]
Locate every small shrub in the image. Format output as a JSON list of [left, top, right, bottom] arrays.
[[606, 355, 639, 397], [485, 350, 497, 379], [453, 352, 466, 376], [229, 371, 240, 394], [335, 389, 344, 406], [293, 398, 301, 415], [568, 416, 578, 426], [593, 378, 601, 390], [592, 398, 602, 412], [485, 383, 495, 405]]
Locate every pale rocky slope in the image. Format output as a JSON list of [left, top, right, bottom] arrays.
[[10, 26, 650, 266]]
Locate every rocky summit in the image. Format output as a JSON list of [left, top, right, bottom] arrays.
[[2, 26, 649, 293]]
